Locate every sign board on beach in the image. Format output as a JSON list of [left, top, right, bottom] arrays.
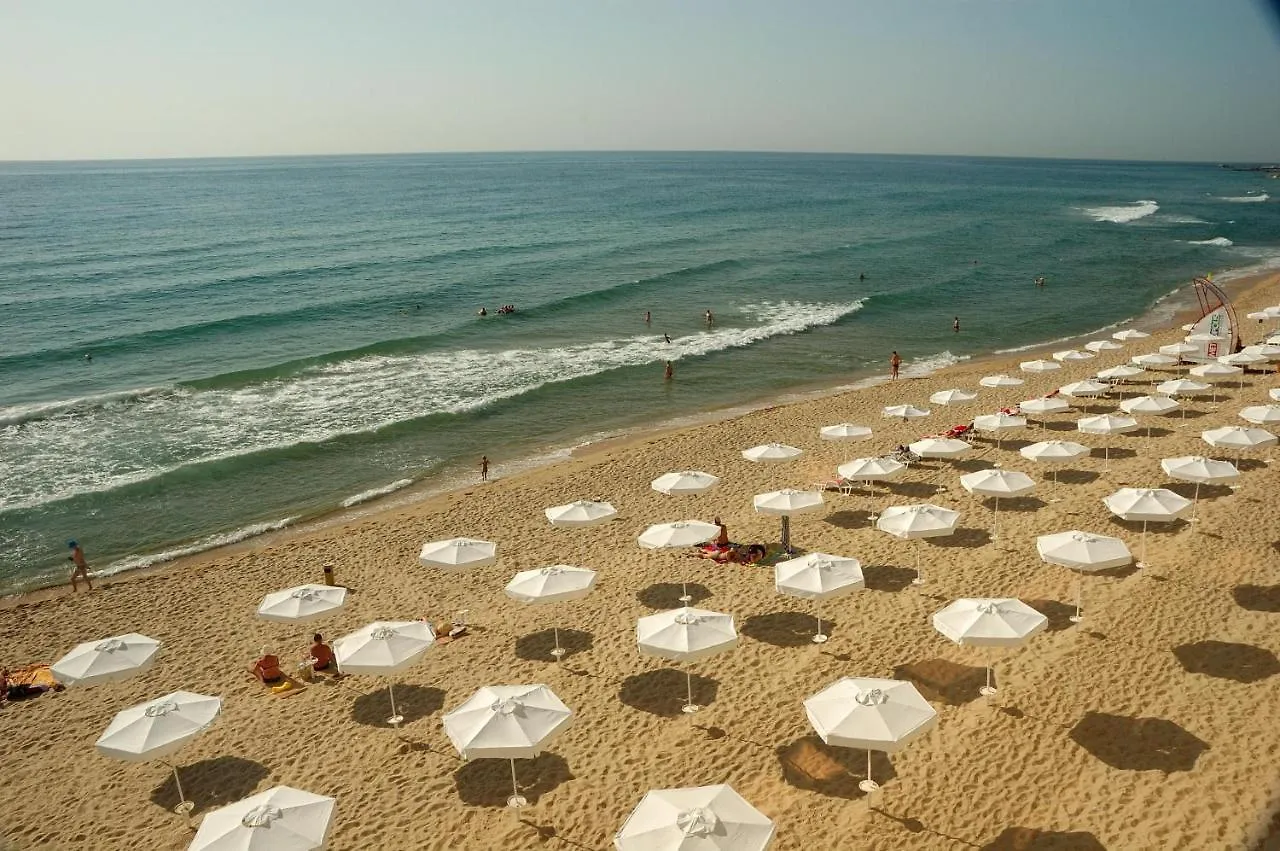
[[1184, 277, 1239, 364]]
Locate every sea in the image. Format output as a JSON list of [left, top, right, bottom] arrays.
[[1, 152, 1277, 593]]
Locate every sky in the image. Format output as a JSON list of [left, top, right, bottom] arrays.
[[2, 0, 1279, 162]]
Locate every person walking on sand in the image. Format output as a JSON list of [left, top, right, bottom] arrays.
[[890, 351, 902, 380], [479, 455, 489, 482], [664, 361, 674, 381], [67, 540, 93, 592], [953, 316, 960, 333]]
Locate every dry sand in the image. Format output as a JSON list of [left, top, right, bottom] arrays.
[[3, 275, 1280, 850]]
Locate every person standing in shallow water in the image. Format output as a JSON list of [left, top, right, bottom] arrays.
[[890, 351, 901, 380], [67, 540, 93, 591], [664, 361, 674, 381], [953, 316, 960, 333], [479, 455, 489, 482]]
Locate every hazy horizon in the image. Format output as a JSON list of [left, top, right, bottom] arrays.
[[3, 0, 1279, 163]]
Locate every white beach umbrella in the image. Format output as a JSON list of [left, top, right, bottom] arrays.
[[636, 607, 737, 714], [1036, 530, 1132, 622], [1019, 439, 1090, 486], [1185, 332, 1225, 344], [1102, 488, 1192, 567], [819, 423, 873, 441], [973, 412, 1026, 451], [1119, 394, 1180, 435], [1132, 353, 1178, 370], [908, 437, 971, 459], [742, 443, 803, 463], [443, 684, 573, 808], [1058, 379, 1110, 398], [882, 404, 930, 421], [1221, 351, 1266, 367], [638, 520, 720, 604], [256, 584, 347, 624], [545, 499, 618, 528], [651, 471, 720, 496], [1160, 342, 1199, 359], [979, 374, 1023, 389], [959, 468, 1035, 539], [333, 621, 435, 726], [1052, 349, 1094, 363], [1242, 343, 1280, 360], [189, 786, 336, 851], [1096, 365, 1146, 396], [1190, 361, 1242, 402], [614, 784, 776, 851], [929, 389, 978, 406], [876, 504, 959, 584], [1020, 359, 1061, 373], [804, 677, 937, 793], [1019, 396, 1071, 429], [638, 520, 720, 549], [1158, 378, 1210, 397], [774, 552, 864, 643], [1272, 388, 1280, 402], [1240, 404, 1280, 426], [1085, 339, 1124, 353], [418, 537, 498, 571], [836, 456, 906, 514], [1076, 413, 1138, 470], [1201, 425, 1277, 460], [505, 566, 597, 660], [1113, 329, 1150, 341], [753, 488, 825, 552], [51, 633, 160, 688], [96, 691, 222, 813], [1266, 306, 1280, 318], [1269, 336, 1280, 347], [1160, 456, 1239, 523], [932, 598, 1048, 695]]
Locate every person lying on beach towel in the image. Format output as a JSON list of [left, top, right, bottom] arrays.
[[1, 665, 63, 702], [695, 543, 767, 565]]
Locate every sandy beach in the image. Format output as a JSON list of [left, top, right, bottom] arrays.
[[3, 272, 1279, 851]]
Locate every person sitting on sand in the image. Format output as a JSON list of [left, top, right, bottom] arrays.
[[251, 647, 284, 684], [308, 634, 335, 672]]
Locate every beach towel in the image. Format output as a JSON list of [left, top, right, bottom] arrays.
[[4, 664, 62, 701], [247, 671, 306, 698]]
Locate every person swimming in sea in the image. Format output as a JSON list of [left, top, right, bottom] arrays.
[[477, 307, 488, 317]]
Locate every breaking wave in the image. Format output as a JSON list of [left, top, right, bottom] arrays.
[[1084, 200, 1158, 224]]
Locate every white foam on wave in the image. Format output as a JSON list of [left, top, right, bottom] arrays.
[[0, 298, 866, 513], [1084, 200, 1159, 224], [1187, 237, 1234, 247], [99, 516, 297, 576], [1160, 215, 1210, 224], [992, 316, 1136, 355], [340, 478, 414, 508], [0, 386, 170, 428], [1218, 193, 1269, 203]]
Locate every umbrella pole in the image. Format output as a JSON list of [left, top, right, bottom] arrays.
[[508, 759, 527, 808], [1191, 482, 1200, 525], [1070, 571, 1083, 623], [387, 682, 403, 726], [813, 608, 828, 644], [680, 580, 691, 604], [552, 626, 565, 659], [992, 497, 1000, 541], [912, 540, 925, 586], [169, 763, 193, 815], [1139, 521, 1148, 568], [781, 516, 791, 553], [682, 670, 699, 714], [980, 662, 996, 697], [859, 749, 879, 794]]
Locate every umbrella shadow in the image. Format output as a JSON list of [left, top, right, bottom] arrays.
[[1053, 469, 1099, 485], [636, 582, 711, 609], [863, 564, 917, 593], [1106, 517, 1187, 538], [1089, 447, 1137, 461], [351, 684, 445, 727], [1068, 711, 1208, 772], [931, 527, 993, 549], [150, 756, 269, 814], [514, 628, 594, 662], [893, 658, 987, 706], [953, 458, 995, 473], [1235, 584, 1280, 613], [1172, 641, 1280, 683], [885, 481, 947, 499], [618, 669, 719, 717], [776, 735, 894, 799], [741, 611, 831, 648], [824, 509, 874, 529], [981, 827, 1107, 850], [988, 496, 1048, 512], [1236, 458, 1268, 472], [1023, 599, 1077, 632], [454, 753, 573, 807], [1163, 482, 1233, 502]]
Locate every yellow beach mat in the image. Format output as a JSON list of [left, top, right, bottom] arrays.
[[247, 673, 306, 698], [8, 664, 61, 690]]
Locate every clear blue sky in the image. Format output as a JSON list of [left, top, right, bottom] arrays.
[[3, 0, 1278, 162]]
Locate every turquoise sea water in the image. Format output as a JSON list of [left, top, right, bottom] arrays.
[[1, 153, 1277, 591]]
